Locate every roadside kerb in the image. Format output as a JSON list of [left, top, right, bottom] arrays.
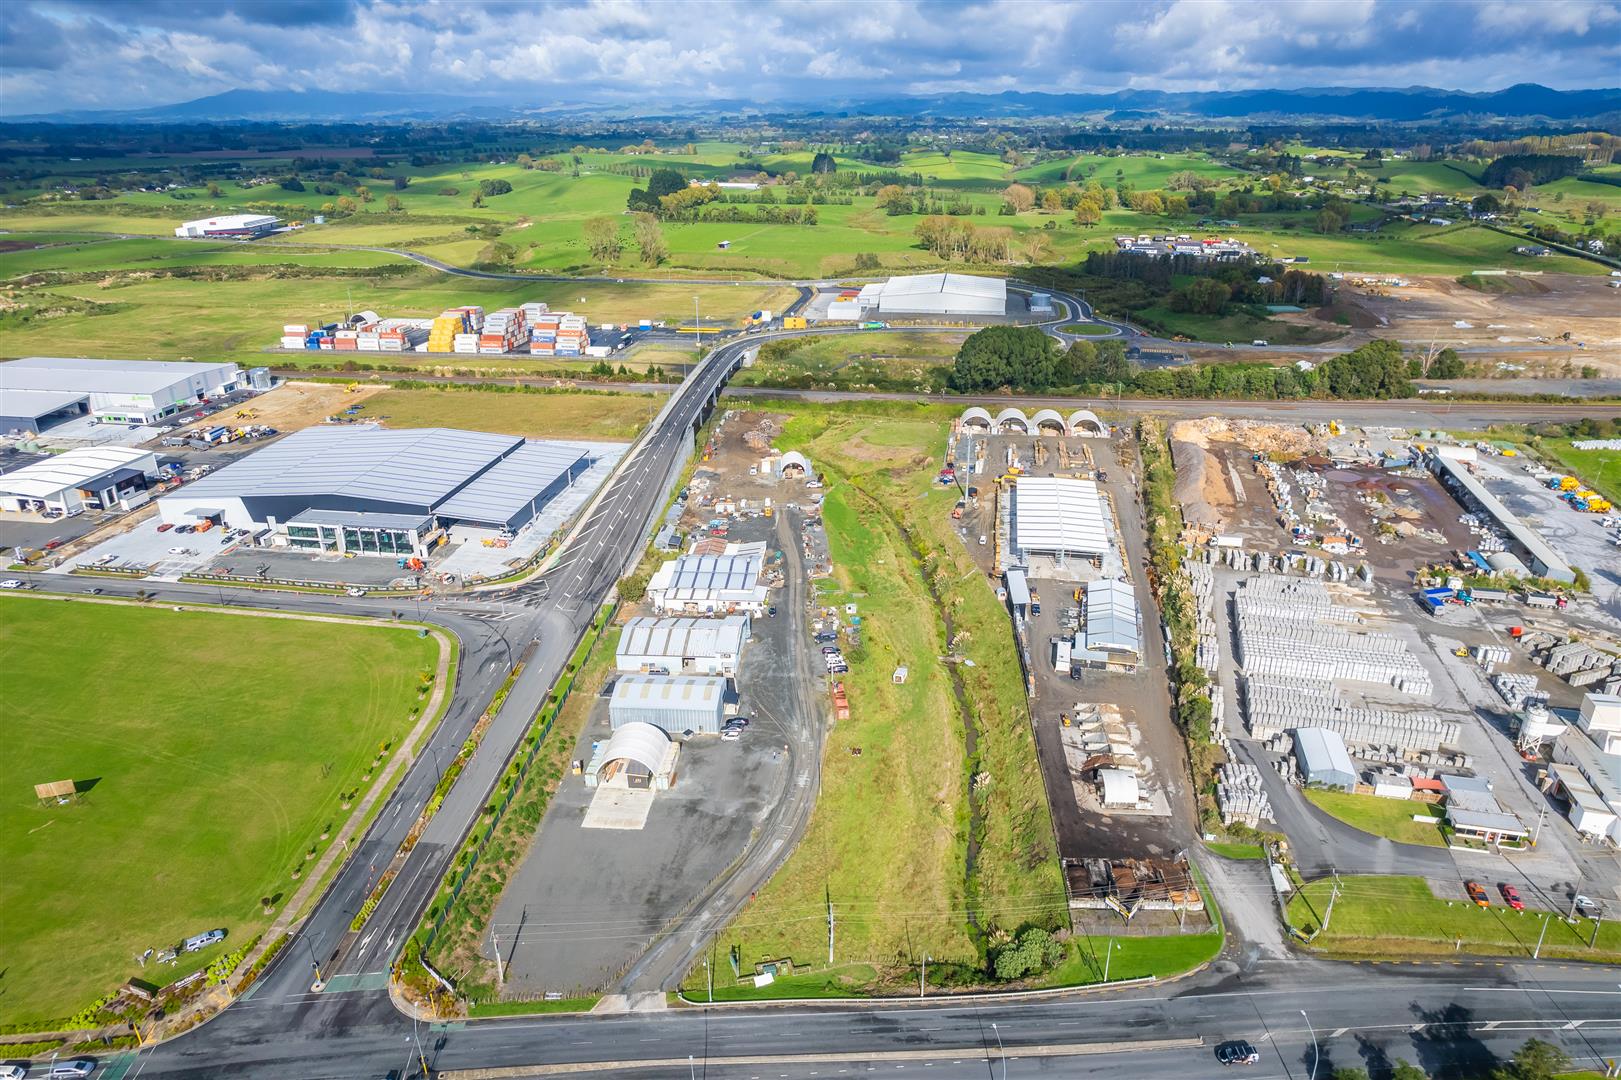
[[671, 972, 1167, 1010]]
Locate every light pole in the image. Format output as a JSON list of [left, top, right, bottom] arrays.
[[694, 296, 702, 348], [1103, 937, 1119, 982], [920, 953, 930, 998], [1300, 1009, 1318, 1080], [991, 1021, 1006, 1080]]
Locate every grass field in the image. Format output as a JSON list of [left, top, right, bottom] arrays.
[[685, 403, 1063, 997], [1205, 841, 1265, 860], [360, 387, 658, 440], [5, 142, 1609, 286], [1303, 789, 1447, 847], [1130, 303, 1341, 345], [1289, 876, 1621, 962], [1539, 439, 1621, 504], [0, 598, 439, 1023], [731, 331, 964, 393]]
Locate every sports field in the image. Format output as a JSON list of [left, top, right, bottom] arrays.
[[0, 599, 440, 1023]]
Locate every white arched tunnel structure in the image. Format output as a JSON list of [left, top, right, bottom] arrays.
[[776, 450, 811, 477], [960, 407, 993, 432], [594, 721, 676, 790], [1030, 408, 1066, 436], [994, 407, 1030, 434], [1067, 409, 1108, 437]]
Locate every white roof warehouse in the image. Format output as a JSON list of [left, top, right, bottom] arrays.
[[0, 447, 160, 514], [1011, 476, 1110, 561], [616, 615, 751, 677], [0, 356, 242, 432], [158, 426, 592, 556], [174, 214, 280, 239]]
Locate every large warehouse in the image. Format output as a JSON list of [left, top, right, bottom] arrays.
[[0, 357, 242, 432], [174, 214, 280, 239], [647, 550, 770, 614], [609, 674, 729, 736], [1010, 476, 1110, 562], [158, 426, 591, 556], [1428, 452, 1574, 584], [0, 447, 159, 514], [828, 273, 1008, 320], [1076, 578, 1141, 670], [616, 615, 751, 677]]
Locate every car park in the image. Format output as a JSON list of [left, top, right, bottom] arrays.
[[1216, 1040, 1260, 1066], [1466, 880, 1490, 907], [1500, 884, 1524, 910]]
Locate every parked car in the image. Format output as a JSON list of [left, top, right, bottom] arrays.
[[0, 579, 25, 590], [725, 717, 750, 728], [821, 646, 841, 655], [720, 727, 742, 741], [1216, 1040, 1260, 1066], [157, 522, 174, 532], [1500, 884, 1524, 911], [1574, 894, 1601, 918], [0, 1064, 27, 1080], [768, 605, 777, 617], [345, 587, 367, 597], [43, 537, 65, 550], [1466, 880, 1490, 907], [814, 632, 837, 643], [182, 928, 226, 953]]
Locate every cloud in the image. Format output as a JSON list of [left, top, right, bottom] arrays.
[[2, 0, 1617, 115]]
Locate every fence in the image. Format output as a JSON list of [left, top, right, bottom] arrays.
[[418, 601, 618, 965]]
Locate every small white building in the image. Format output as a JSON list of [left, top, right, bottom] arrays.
[[646, 552, 769, 614], [1098, 768, 1140, 808]]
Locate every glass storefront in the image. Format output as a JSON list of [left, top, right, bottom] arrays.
[[285, 520, 417, 555]]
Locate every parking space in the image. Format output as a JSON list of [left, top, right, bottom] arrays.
[[49, 517, 236, 580]]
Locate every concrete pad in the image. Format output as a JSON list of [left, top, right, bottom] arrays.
[[581, 786, 655, 830]]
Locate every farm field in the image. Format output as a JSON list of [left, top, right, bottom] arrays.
[[0, 598, 440, 1023], [730, 330, 965, 392], [688, 404, 1063, 997], [359, 386, 658, 440], [6, 144, 1608, 285], [1289, 876, 1621, 963]]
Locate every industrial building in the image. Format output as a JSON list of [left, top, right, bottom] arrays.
[[827, 273, 1008, 320], [1547, 693, 1621, 844], [157, 426, 591, 556], [1428, 452, 1574, 584], [1075, 578, 1141, 670], [608, 674, 729, 736], [174, 214, 280, 239], [585, 722, 678, 791], [0, 447, 159, 514], [1440, 774, 1528, 846], [0, 357, 242, 432], [646, 550, 770, 614], [959, 405, 1106, 437], [1293, 727, 1357, 790], [1010, 476, 1109, 563], [615, 615, 751, 677]]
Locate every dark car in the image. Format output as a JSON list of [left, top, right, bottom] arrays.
[[1217, 1040, 1260, 1066], [768, 606, 777, 617], [821, 645, 841, 655]]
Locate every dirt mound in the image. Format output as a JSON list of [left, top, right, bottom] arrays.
[[1313, 302, 1381, 329], [1171, 417, 1317, 456], [1171, 438, 1219, 527]]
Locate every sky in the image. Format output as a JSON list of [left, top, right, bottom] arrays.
[[2, 0, 1619, 116]]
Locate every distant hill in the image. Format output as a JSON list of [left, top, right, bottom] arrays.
[[9, 83, 1620, 124]]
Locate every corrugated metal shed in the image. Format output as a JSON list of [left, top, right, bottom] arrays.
[[1293, 727, 1357, 790], [616, 615, 750, 676], [1084, 578, 1140, 658], [609, 674, 728, 735], [0, 388, 88, 424], [649, 552, 768, 609], [1004, 568, 1031, 607], [873, 273, 1007, 316], [435, 441, 590, 529], [1012, 476, 1108, 557], [1431, 454, 1572, 583], [178, 426, 521, 509]]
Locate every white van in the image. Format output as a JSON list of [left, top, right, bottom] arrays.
[[51, 1061, 96, 1079]]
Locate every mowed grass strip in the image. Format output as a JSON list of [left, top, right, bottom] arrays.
[[360, 387, 658, 441], [1303, 789, 1447, 847], [1539, 439, 1621, 505], [0, 599, 437, 1022], [1289, 875, 1621, 962]]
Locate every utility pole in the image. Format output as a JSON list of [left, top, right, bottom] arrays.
[[1534, 912, 1550, 959], [1532, 802, 1547, 847], [1592, 903, 1605, 949], [492, 930, 504, 992], [694, 296, 702, 348], [1300, 1009, 1319, 1080], [1104, 937, 1119, 982], [920, 954, 929, 999], [1320, 870, 1343, 935]]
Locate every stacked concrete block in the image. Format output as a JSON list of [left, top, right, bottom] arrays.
[[1216, 761, 1273, 828]]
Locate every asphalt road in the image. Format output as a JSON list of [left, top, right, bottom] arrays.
[[127, 958, 1621, 1079]]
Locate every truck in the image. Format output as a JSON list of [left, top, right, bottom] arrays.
[[1029, 589, 1041, 615], [860, 321, 887, 330]]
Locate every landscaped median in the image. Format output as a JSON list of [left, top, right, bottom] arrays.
[[1302, 789, 1448, 847], [1288, 876, 1621, 963]]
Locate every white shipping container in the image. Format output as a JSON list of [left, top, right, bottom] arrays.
[[279, 336, 306, 349]]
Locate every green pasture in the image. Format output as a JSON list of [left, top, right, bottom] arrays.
[[0, 599, 439, 1023]]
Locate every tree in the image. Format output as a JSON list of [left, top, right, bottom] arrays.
[[279, 177, 305, 192], [1002, 183, 1036, 213], [393, 175, 409, 190], [206, 182, 222, 197], [1428, 347, 1465, 379], [990, 927, 1066, 981], [811, 151, 836, 175], [478, 178, 513, 197], [1491, 1038, 1570, 1080], [876, 184, 911, 215], [950, 325, 1061, 392], [1472, 192, 1502, 215], [1073, 198, 1102, 227], [516, 153, 534, 170], [1174, 278, 1231, 315], [355, 185, 373, 203], [1330, 1070, 1369, 1080], [1041, 189, 1063, 213], [385, 195, 402, 212], [471, 191, 485, 208], [1023, 232, 1053, 264], [647, 168, 686, 199], [1316, 208, 1344, 233], [633, 213, 667, 266], [583, 216, 622, 262], [335, 195, 356, 214], [1390, 1062, 1429, 1080], [1129, 190, 1164, 215]]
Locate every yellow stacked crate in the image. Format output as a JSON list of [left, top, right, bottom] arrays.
[[427, 311, 463, 353]]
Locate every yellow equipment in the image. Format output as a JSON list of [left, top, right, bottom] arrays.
[[1559, 476, 1580, 491]]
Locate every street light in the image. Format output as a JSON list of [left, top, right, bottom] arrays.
[[694, 296, 702, 348], [1301, 1009, 1319, 1080], [991, 1022, 1006, 1080], [920, 953, 930, 998]]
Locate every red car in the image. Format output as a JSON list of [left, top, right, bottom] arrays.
[[157, 522, 174, 533], [43, 537, 65, 550], [1500, 884, 1525, 911]]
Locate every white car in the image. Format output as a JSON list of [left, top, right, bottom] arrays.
[[0, 579, 24, 589], [167, 546, 189, 554], [345, 587, 367, 597]]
